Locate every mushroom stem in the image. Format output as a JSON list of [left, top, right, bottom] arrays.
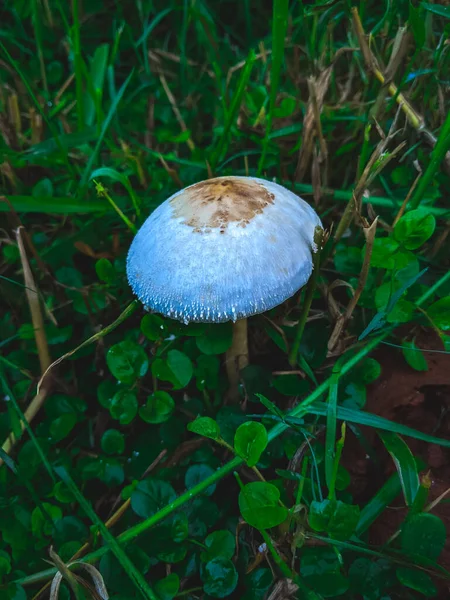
[[225, 318, 249, 403]]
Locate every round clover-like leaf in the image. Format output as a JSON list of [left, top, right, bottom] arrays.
[[187, 416, 221, 441], [95, 257, 116, 284], [185, 464, 216, 496], [139, 391, 174, 424], [106, 341, 148, 384], [131, 479, 176, 519], [239, 481, 288, 530], [202, 557, 238, 598], [202, 530, 235, 562], [234, 421, 268, 467], [427, 296, 450, 331], [110, 390, 138, 425], [101, 429, 125, 454], [141, 313, 167, 341], [401, 512, 446, 560], [394, 208, 436, 250], [309, 499, 360, 541]]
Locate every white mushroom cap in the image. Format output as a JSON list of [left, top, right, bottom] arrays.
[[127, 176, 322, 324]]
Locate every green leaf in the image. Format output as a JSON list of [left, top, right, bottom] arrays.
[[394, 208, 436, 249], [421, 2, 450, 18], [308, 499, 360, 541], [95, 258, 116, 284], [202, 557, 238, 598], [107, 341, 149, 384], [349, 558, 393, 599], [201, 530, 235, 562], [31, 503, 62, 537], [378, 432, 419, 506], [196, 323, 233, 355], [166, 350, 193, 388], [139, 391, 175, 424], [401, 512, 446, 560], [396, 567, 437, 596], [32, 177, 53, 197], [239, 481, 288, 529], [187, 416, 221, 441], [101, 429, 125, 455], [402, 339, 428, 371], [234, 421, 268, 467], [300, 548, 350, 597], [154, 573, 180, 600], [110, 390, 138, 425], [427, 296, 450, 330], [409, 2, 426, 48], [356, 473, 401, 536], [273, 374, 309, 396], [185, 464, 216, 496], [141, 314, 167, 341], [131, 479, 177, 519], [195, 354, 220, 391], [370, 238, 400, 269]]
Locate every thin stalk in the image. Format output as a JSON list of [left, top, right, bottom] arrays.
[[258, 0, 289, 174], [325, 367, 339, 497], [289, 227, 323, 366]]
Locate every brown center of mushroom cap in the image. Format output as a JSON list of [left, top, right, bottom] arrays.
[[170, 177, 275, 232]]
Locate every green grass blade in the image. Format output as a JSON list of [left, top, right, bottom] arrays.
[[378, 432, 420, 507], [356, 472, 402, 536], [0, 365, 55, 483], [304, 402, 450, 448], [325, 368, 339, 497], [211, 49, 256, 170], [84, 44, 109, 128], [25, 128, 98, 157], [80, 70, 134, 190], [258, 0, 289, 174], [72, 0, 84, 130], [1, 195, 111, 214], [54, 466, 159, 600], [410, 110, 450, 209]]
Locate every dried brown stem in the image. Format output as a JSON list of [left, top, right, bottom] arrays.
[[328, 217, 378, 351]]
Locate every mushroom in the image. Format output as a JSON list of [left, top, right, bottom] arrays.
[[126, 176, 322, 401]]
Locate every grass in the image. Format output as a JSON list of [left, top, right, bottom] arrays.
[[1, 1, 450, 599]]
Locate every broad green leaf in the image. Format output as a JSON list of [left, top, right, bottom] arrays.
[[396, 567, 437, 596], [378, 432, 419, 506], [401, 513, 446, 560], [202, 557, 238, 598], [167, 349, 193, 388], [300, 547, 350, 597], [187, 416, 221, 440], [394, 208, 436, 249], [427, 296, 450, 330], [239, 481, 288, 529], [309, 499, 360, 540], [106, 341, 148, 384], [201, 530, 235, 562], [101, 429, 125, 454], [402, 339, 428, 371], [195, 354, 220, 391], [234, 421, 268, 467], [139, 391, 174, 424], [196, 323, 233, 355], [131, 479, 176, 519]]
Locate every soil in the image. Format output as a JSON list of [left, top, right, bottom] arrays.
[[342, 329, 450, 596]]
